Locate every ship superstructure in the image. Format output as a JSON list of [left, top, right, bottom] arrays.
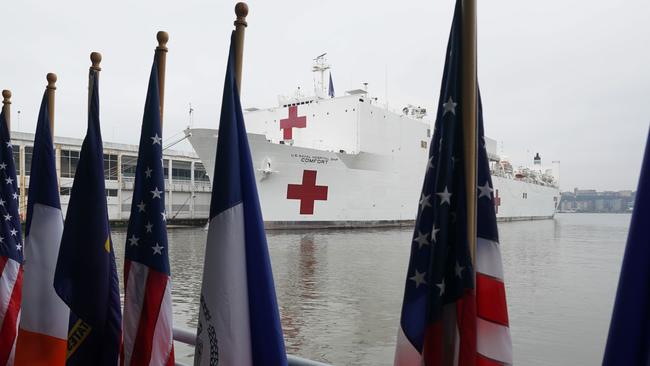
[[187, 55, 560, 227]]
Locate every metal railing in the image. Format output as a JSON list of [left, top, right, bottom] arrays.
[[173, 327, 331, 366]]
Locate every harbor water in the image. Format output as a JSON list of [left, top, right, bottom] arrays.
[[111, 213, 631, 365]]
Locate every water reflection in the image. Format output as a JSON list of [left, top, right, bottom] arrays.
[[110, 214, 631, 366], [279, 234, 321, 354]]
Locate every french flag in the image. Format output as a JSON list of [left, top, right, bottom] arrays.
[[193, 32, 287, 366]]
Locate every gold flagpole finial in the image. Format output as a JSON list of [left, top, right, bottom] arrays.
[[156, 31, 169, 52], [46, 73, 57, 90], [90, 52, 102, 72], [1, 90, 11, 129], [1, 90, 11, 108], [235, 2, 249, 27]]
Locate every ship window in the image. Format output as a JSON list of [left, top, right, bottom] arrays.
[[172, 160, 192, 181], [61, 149, 80, 178], [163, 159, 169, 179], [24, 146, 34, 176], [121, 155, 138, 178], [427, 129, 431, 137], [60, 187, 72, 196], [523, 192, 528, 199], [12, 148, 19, 176], [105, 189, 118, 197], [104, 154, 118, 180], [421, 141, 427, 149], [194, 162, 210, 182], [353, 108, 356, 111]]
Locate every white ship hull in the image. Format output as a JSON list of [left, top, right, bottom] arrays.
[[188, 128, 560, 228]]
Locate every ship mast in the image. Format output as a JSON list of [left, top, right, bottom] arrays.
[[312, 53, 330, 98]]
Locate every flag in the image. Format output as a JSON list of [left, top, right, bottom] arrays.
[[120, 57, 174, 366], [0, 107, 23, 365], [15, 92, 69, 365], [602, 128, 650, 365], [53, 68, 121, 366], [328, 72, 335, 98], [194, 33, 287, 366], [394, 2, 512, 365]]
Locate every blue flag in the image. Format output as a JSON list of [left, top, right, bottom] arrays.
[[194, 32, 287, 366], [54, 69, 121, 366], [328, 72, 335, 98], [602, 128, 650, 365]]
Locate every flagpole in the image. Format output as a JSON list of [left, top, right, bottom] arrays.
[[46, 73, 57, 137], [90, 52, 102, 87], [2, 90, 11, 130], [460, 0, 478, 264], [156, 31, 169, 127], [233, 2, 248, 94]]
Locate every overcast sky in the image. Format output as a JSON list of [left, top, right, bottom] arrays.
[[1, 0, 648, 191]]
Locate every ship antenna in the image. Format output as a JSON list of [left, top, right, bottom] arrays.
[[188, 102, 194, 128], [312, 53, 330, 98]]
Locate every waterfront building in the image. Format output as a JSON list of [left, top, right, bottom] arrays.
[[11, 131, 211, 223], [559, 188, 636, 213]]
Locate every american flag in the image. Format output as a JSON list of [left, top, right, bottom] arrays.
[[394, 2, 512, 365], [0, 108, 23, 365], [121, 57, 175, 366]]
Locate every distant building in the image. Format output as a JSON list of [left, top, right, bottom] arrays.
[[11, 131, 211, 223], [559, 188, 635, 213]]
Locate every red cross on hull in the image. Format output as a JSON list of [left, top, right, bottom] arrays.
[[280, 106, 307, 140], [287, 170, 328, 215]]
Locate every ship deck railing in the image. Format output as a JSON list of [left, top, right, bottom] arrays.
[[173, 326, 331, 366]]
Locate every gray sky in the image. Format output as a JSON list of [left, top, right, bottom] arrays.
[[1, 0, 648, 191]]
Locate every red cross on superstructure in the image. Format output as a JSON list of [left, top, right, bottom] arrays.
[[280, 106, 307, 140], [494, 189, 501, 213], [287, 170, 328, 215]]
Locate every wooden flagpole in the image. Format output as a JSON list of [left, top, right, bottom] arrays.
[[46, 73, 57, 137], [2, 90, 11, 130], [156, 31, 169, 127], [233, 2, 249, 94], [461, 0, 478, 264]]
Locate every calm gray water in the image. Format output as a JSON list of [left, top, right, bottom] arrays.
[[112, 213, 631, 365]]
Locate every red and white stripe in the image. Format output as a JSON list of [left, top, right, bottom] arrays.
[[476, 237, 512, 366], [0, 257, 22, 365], [394, 237, 512, 366], [121, 260, 174, 366]]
